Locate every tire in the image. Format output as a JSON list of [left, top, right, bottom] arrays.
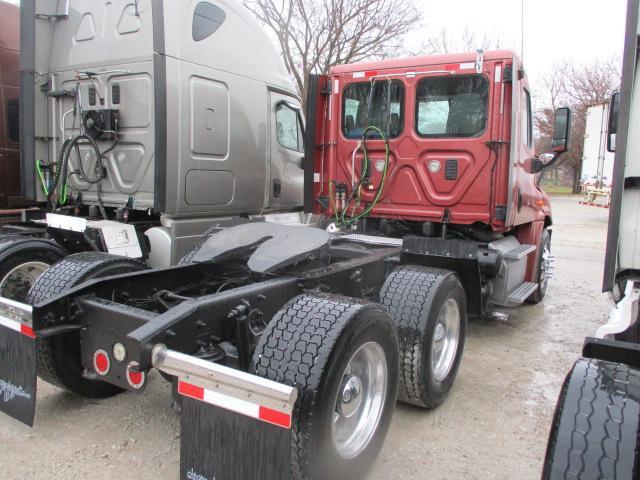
[[379, 265, 467, 409], [27, 252, 147, 398], [253, 294, 399, 480], [527, 228, 551, 304], [0, 235, 66, 303], [543, 358, 640, 480]]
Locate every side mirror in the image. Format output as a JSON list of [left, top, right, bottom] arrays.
[[551, 107, 572, 153], [607, 92, 620, 152]]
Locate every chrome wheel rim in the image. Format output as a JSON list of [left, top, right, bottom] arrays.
[[431, 298, 461, 382], [540, 244, 552, 290], [331, 341, 387, 459], [0, 261, 49, 302]]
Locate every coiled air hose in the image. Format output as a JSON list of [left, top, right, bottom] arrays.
[[339, 125, 390, 226], [45, 134, 108, 218]]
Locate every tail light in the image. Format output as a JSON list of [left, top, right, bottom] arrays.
[[93, 350, 111, 376], [126, 362, 146, 390]]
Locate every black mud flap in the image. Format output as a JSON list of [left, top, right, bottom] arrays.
[[0, 319, 37, 427], [152, 346, 296, 480], [180, 395, 292, 480]]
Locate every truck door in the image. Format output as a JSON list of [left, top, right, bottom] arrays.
[[268, 92, 305, 211]]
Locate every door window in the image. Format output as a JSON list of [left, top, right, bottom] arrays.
[[276, 102, 304, 152]]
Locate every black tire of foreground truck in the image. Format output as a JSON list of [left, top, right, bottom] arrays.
[[542, 357, 640, 480], [0, 235, 66, 303], [379, 265, 467, 409], [253, 294, 399, 480], [28, 252, 148, 398], [527, 228, 551, 304]]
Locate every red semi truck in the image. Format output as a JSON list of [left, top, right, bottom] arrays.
[[0, 3, 571, 479]]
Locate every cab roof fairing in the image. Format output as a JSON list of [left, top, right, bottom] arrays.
[[161, 0, 297, 96], [330, 50, 517, 76]]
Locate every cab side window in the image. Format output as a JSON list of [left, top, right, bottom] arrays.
[[276, 103, 304, 152], [192, 2, 226, 42], [7, 99, 19, 144]]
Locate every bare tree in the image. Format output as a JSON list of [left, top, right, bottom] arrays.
[[414, 26, 511, 56], [534, 58, 620, 192], [243, 0, 422, 108]]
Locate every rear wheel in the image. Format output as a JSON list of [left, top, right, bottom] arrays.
[[28, 252, 147, 398], [543, 358, 640, 480], [253, 294, 399, 480], [380, 265, 467, 408], [0, 235, 66, 302]]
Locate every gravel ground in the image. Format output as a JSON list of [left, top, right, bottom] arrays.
[[0, 196, 611, 479]]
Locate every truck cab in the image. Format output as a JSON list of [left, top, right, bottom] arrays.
[[312, 50, 549, 232], [20, 0, 305, 263], [306, 50, 570, 309]]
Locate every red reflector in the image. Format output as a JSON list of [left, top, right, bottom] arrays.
[[259, 406, 292, 429], [129, 370, 142, 384], [364, 70, 378, 78], [178, 381, 205, 401], [445, 64, 458, 71], [93, 350, 110, 376], [126, 361, 146, 390], [20, 324, 36, 339]]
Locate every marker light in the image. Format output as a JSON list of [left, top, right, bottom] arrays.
[[113, 343, 127, 363]]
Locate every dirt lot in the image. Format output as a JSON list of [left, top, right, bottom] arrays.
[[0, 196, 611, 480]]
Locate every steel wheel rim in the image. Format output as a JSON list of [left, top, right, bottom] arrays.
[[0, 261, 49, 302], [431, 297, 461, 382], [331, 341, 387, 459]]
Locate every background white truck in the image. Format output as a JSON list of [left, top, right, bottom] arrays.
[[579, 103, 615, 206]]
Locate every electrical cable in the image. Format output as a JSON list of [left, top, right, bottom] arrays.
[[327, 180, 340, 225], [342, 126, 390, 225]]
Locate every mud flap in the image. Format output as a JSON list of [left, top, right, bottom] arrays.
[[180, 395, 291, 480], [0, 301, 37, 427], [151, 346, 297, 480]]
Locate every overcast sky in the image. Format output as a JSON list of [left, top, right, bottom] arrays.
[[408, 0, 628, 89], [4, 0, 628, 96]]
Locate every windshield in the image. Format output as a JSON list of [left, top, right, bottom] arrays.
[[416, 75, 489, 137], [342, 80, 404, 139]]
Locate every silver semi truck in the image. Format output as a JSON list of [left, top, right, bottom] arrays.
[[0, 0, 307, 302], [542, 1, 640, 478]]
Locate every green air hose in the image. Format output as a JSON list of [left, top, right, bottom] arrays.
[[340, 125, 390, 226], [36, 159, 49, 195]]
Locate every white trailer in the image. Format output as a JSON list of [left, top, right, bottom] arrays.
[[579, 103, 616, 207]]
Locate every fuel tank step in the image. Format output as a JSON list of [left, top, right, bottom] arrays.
[[506, 282, 538, 304], [504, 244, 536, 261]]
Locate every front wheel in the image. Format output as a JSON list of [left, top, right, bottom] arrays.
[[527, 228, 552, 304], [253, 294, 399, 480]]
